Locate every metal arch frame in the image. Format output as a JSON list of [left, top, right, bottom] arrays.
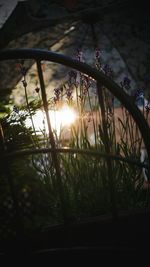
[[0, 48, 150, 165]]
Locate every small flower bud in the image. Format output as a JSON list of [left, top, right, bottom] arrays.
[[35, 87, 40, 93], [13, 105, 19, 114], [22, 80, 27, 87]]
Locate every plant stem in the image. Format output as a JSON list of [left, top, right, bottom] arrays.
[[36, 60, 67, 222], [97, 82, 117, 219]]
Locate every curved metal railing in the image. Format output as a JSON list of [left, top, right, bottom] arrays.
[[0, 48, 150, 236], [0, 48, 150, 162]]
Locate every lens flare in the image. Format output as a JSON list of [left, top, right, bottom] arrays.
[[25, 106, 77, 136]]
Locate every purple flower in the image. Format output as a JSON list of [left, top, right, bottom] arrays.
[[81, 74, 91, 93], [53, 87, 61, 103], [20, 66, 27, 76], [120, 76, 131, 91], [95, 48, 102, 61], [66, 87, 73, 101], [95, 48, 102, 69], [76, 49, 84, 62], [124, 77, 130, 86], [103, 64, 113, 78], [145, 104, 150, 113], [132, 88, 145, 106], [135, 88, 144, 99]]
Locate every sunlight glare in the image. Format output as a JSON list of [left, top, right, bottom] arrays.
[[25, 106, 77, 136]]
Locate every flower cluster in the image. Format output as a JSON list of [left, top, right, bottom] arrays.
[[134, 88, 144, 100], [15, 62, 27, 76], [80, 74, 91, 95], [103, 64, 113, 78], [95, 48, 102, 69], [53, 87, 62, 104], [95, 48, 101, 60], [66, 86, 73, 101], [22, 79, 27, 88], [120, 76, 131, 91], [131, 88, 145, 106], [145, 103, 150, 112], [76, 49, 84, 62], [145, 103, 150, 113], [133, 88, 150, 112]]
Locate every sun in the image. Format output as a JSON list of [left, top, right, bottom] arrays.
[[58, 106, 77, 126], [25, 105, 77, 136]]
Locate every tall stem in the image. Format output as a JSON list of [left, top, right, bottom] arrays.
[[87, 88, 97, 146], [36, 60, 67, 221], [97, 82, 117, 219], [24, 81, 37, 138]]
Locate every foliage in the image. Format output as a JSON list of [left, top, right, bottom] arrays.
[[0, 49, 150, 238]]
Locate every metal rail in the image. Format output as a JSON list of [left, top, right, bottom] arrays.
[[0, 48, 150, 165], [0, 147, 148, 169]]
